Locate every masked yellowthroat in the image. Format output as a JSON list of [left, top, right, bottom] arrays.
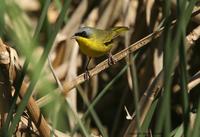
[[72, 26, 129, 79]]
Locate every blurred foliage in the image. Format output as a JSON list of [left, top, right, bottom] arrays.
[[0, 0, 200, 137]]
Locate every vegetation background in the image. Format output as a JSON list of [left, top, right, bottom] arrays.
[[0, 0, 200, 137]]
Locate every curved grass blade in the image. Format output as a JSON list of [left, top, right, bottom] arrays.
[[8, 0, 70, 135], [71, 65, 128, 135], [3, 0, 51, 134]]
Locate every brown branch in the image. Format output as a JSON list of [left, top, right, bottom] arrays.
[[62, 7, 200, 96], [19, 83, 50, 137], [0, 39, 50, 137], [174, 70, 200, 93], [186, 25, 200, 45], [62, 22, 171, 96], [0, 39, 13, 119], [188, 70, 200, 91]]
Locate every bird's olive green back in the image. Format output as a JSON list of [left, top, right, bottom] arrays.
[[90, 27, 129, 43]]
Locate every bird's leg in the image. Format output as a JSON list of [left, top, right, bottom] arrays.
[[108, 51, 116, 65], [84, 57, 91, 80]]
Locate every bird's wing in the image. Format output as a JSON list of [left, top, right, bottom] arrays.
[[101, 27, 129, 44], [89, 27, 128, 46]]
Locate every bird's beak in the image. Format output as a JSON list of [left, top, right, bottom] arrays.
[[71, 35, 77, 39]]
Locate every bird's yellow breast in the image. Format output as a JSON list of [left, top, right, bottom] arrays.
[[76, 37, 112, 57]]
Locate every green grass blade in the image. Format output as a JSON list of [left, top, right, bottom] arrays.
[[2, 1, 34, 135], [71, 65, 128, 135], [50, 101, 61, 137], [184, 0, 198, 23], [155, 28, 172, 135], [191, 100, 200, 137], [155, 0, 196, 136], [33, 0, 51, 40], [77, 86, 108, 137], [64, 99, 91, 137], [0, 0, 5, 36], [8, 0, 70, 135], [171, 124, 183, 137], [141, 98, 159, 134], [155, 0, 172, 133], [84, 65, 128, 119], [179, 32, 190, 136], [128, 54, 140, 132], [3, 0, 51, 133]]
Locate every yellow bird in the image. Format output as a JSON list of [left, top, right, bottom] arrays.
[[72, 26, 129, 79]]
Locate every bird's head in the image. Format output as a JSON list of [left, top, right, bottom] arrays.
[[71, 27, 94, 40]]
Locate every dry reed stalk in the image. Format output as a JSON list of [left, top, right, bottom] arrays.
[[123, 21, 200, 137], [62, 22, 170, 96], [0, 39, 50, 137], [0, 39, 13, 123], [19, 82, 50, 137]]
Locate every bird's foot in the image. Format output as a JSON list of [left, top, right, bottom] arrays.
[[84, 70, 90, 80], [108, 54, 116, 65]]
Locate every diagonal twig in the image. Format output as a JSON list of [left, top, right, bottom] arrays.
[[62, 7, 200, 96], [62, 21, 174, 96]]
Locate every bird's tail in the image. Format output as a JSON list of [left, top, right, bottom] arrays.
[[109, 26, 129, 39], [111, 26, 129, 33]]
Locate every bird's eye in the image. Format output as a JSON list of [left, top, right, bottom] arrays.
[[80, 31, 88, 38], [75, 31, 88, 38]]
